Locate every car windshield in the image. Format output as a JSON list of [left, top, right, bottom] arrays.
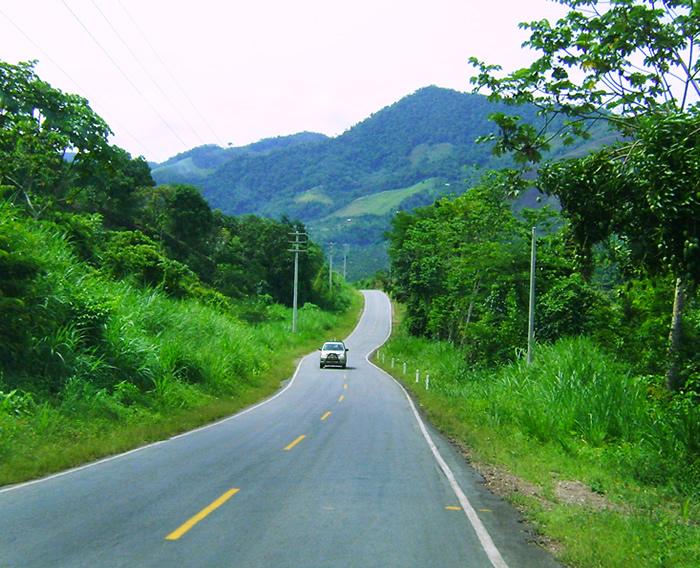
[[323, 343, 344, 351]]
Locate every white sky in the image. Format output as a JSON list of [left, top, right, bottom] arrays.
[[1, 0, 568, 163]]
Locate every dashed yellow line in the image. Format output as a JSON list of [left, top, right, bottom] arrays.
[[284, 434, 306, 451], [445, 505, 462, 511], [343, 383, 348, 390], [321, 411, 332, 421], [166, 488, 240, 540], [338, 395, 345, 402]]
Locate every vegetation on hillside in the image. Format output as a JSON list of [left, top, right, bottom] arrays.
[[0, 60, 356, 484]]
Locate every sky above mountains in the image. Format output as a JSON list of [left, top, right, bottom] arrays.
[[1, 0, 567, 162]]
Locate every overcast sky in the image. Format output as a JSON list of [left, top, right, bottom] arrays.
[[1, 0, 568, 162]]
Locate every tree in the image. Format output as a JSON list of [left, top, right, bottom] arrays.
[[538, 110, 700, 387], [469, 0, 699, 157], [388, 173, 571, 362], [469, 0, 700, 389], [0, 60, 112, 214]]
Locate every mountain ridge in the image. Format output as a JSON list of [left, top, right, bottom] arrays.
[[151, 86, 613, 278]]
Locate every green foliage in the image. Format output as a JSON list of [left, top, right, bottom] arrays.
[[469, 0, 699, 161], [387, 172, 593, 364], [537, 273, 614, 343], [0, 389, 35, 417], [0, 61, 111, 211], [381, 330, 700, 493], [101, 230, 200, 298], [469, 3, 699, 387], [538, 111, 700, 283], [0, 204, 41, 365]]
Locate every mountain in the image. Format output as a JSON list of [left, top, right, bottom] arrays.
[[151, 132, 329, 185], [151, 86, 614, 279]]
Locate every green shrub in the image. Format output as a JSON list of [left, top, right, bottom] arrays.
[[0, 205, 42, 366], [0, 389, 35, 417]]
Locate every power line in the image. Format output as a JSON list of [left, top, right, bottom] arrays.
[[116, 0, 225, 146], [89, 0, 207, 145], [60, 0, 190, 150], [0, 5, 153, 158]]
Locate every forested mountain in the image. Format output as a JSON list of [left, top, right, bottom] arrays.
[[151, 132, 329, 184], [152, 86, 613, 278]]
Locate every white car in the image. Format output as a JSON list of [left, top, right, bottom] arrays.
[[319, 341, 348, 369]]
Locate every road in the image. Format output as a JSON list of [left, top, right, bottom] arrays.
[[0, 290, 560, 567]]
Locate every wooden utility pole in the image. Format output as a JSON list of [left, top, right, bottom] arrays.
[[527, 227, 536, 365], [288, 229, 307, 333], [328, 241, 334, 292]]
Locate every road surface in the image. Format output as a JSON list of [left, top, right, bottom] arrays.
[[0, 290, 560, 567]]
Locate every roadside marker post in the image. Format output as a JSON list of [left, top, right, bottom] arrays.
[[415, 369, 420, 383], [403, 361, 407, 375], [391, 357, 395, 369], [425, 374, 430, 390]]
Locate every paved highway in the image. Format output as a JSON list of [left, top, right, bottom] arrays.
[[0, 290, 560, 567]]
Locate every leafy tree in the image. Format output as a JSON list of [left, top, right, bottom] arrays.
[[469, 0, 699, 388], [0, 60, 112, 214], [73, 147, 154, 225], [388, 173, 580, 364], [539, 110, 700, 387], [469, 0, 699, 157]]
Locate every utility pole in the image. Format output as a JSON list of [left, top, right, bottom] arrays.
[[288, 228, 308, 333], [328, 241, 334, 293], [527, 226, 536, 365], [343, 244, 349, 280]]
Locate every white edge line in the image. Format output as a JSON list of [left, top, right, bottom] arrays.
[[1, 292, 369, 495], [364, 290, 509, 568]]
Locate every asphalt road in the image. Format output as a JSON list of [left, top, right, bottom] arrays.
[[0, 290, 560, 567]]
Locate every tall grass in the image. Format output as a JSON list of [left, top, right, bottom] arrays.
[[379, 329, 700, 566], [0, 205, 361, 485], [383, 333, 700, 492]]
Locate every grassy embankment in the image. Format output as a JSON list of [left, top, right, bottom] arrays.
[[0, 207, 362, 487], [376, 305, 700, 568]]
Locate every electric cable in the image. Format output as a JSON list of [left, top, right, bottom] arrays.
[[89, 0, 207, 145], [116, 0, 225, 146], [60, 0, 190, 149], [0, 5, 153, 158]]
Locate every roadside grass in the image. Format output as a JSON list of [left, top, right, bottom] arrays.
[[0, 284, 362, 487], [376, 308, 700, 568]]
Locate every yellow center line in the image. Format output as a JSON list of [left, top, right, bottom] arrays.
[[445, 506, 462, 511], [165, 488, 240, 541], [284, 434, 306, 451], [343, 383, 348, 390], [338, 395, 345, 402], [321, 411, 332, 421]]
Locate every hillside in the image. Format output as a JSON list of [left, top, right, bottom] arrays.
[[151, 132, 329, 185], [152, 86, 613, 279]]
